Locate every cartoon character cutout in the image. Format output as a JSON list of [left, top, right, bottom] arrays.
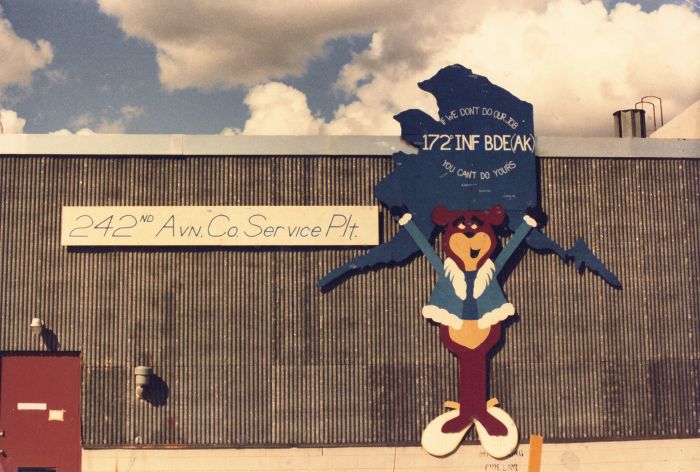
[[400, 205, 536, 457], [319, 65, 619, 459]]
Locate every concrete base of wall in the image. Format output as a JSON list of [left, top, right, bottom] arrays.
[[82, 438, 699, 472]]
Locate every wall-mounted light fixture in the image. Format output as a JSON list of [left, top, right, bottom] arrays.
[[134, 366, 153, 400], [30, 318, 45, 336]]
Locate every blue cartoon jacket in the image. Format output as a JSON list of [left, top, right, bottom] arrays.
[[401, 214, 535, 329]]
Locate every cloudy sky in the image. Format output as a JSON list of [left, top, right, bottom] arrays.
[[0, 0, 698, 136]]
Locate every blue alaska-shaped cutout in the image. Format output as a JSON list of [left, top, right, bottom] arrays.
[[318, 65, 620, 289], [389, 64, 537, 214]]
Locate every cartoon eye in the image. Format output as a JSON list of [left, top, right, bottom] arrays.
[[457, 222, 466, 230], [470, 223, 478, 230]]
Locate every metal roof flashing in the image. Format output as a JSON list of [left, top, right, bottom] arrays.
[[0, 134, 698, 158]]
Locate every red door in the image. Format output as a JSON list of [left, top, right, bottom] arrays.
[[0, 354, 81, 472]]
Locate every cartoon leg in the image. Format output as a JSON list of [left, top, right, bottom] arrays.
[[469, 362, 508, 436], [439, 324, 508, 435], [441, 354, 479, 433], [474, 398, 519, 459]]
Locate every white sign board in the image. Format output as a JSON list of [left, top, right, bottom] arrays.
[[61, 206, 378, 246]]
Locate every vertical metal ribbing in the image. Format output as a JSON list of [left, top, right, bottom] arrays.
[[0, 155, 697, 447]]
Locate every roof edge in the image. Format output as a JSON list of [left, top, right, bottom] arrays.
[[0, 134, 698, 158]]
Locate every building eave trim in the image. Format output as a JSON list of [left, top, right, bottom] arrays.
[[0, 134, 697, 158]]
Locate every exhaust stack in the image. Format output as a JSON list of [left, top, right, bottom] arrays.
[[613, 109, 647, 138]]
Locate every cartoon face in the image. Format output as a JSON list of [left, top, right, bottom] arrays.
[[432, 205, 505, 271]]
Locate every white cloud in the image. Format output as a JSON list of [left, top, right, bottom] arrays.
[[94, 105, 145, 133], [238, 1, 700, 136], [241, 82, 324, 134], [49, 128, 96, 136], [326, 0, 700, 136], [98, 0, 422, 90], [102, 0, 700, 136], [0, 108, 26, 133], [95, 119, 126, 134], [0, 9, 53, 98], [63, 105, 145, 134]]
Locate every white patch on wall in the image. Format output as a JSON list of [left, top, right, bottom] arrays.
[[17, 402, 47, 410], [48, 409, 66, 421]]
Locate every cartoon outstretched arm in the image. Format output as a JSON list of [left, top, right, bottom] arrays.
[[398, 213, 443, 272], [493, 215, 538, 272]]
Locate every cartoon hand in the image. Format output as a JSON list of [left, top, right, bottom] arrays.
[[523, 214, 537, 228], [398, 213, 413, 226]]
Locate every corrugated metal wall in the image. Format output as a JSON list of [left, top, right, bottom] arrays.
[[0, 155, 697, 447]]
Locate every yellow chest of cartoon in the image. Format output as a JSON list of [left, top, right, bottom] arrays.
[[448, 320, 491, 349]]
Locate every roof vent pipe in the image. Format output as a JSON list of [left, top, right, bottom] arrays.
[[613, 109, 647, 138]]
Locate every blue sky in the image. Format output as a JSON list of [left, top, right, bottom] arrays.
[[0, 0, 698, 136]]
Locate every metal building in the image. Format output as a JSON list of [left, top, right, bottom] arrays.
[[0, 135, 698, 471]]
